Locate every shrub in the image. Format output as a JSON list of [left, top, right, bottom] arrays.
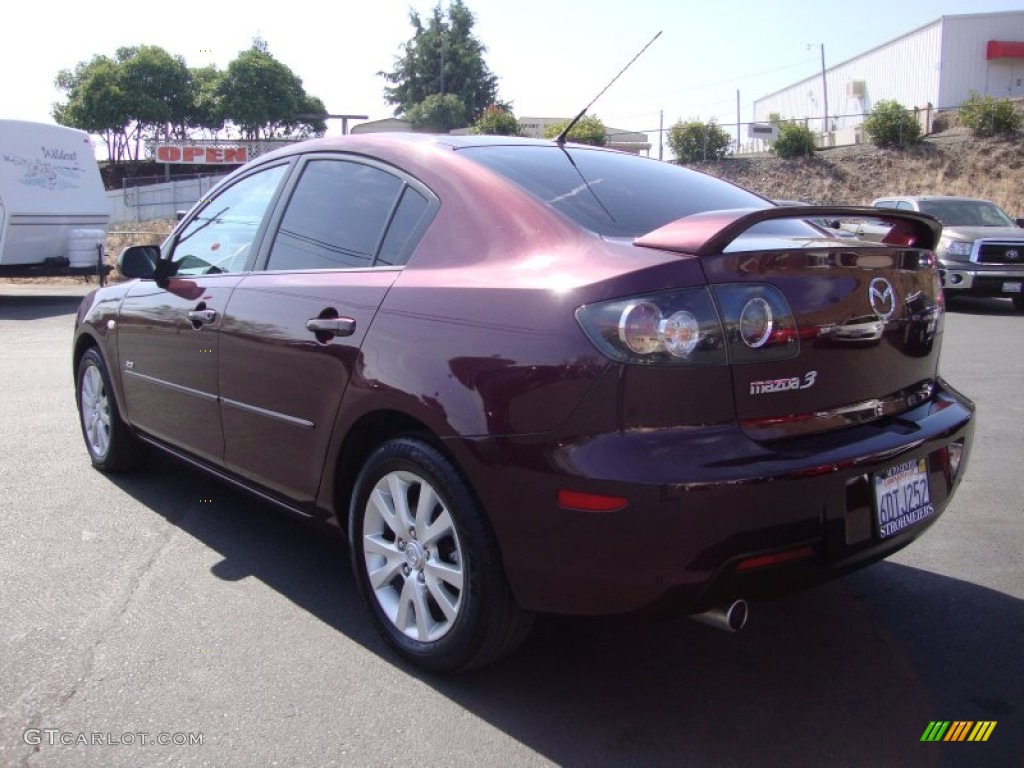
[[405, 94, 468, 133], [958, 91, 1022, 137], [771, 122, 817, 158], [543, 114, 607, 146], [668, 118, 732, 163], [471, 105, 522, 136], [863, 100, 922, 147]]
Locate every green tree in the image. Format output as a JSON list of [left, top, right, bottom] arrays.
[[54, 55, 136, 164], [219, 42, 324, 140], [219, 46, 299, 139], [863, 100, 922, 147], [187, 65, 226, 137], [471, 104, 521, 135], [114, 45, 192, 159], [771, 121, 817, 158], [668, 118, 731, 163], [958, 91, 1022, 137], [381, 0, 500, 122], [543, 115, 607, 146], [55, 41, 325, 162], [405, 93, 469, 132], [296, 94, 329, 137]]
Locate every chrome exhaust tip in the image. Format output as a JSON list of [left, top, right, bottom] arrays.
[[690, 599, 749, 632]]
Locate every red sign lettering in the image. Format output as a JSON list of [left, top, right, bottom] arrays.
[[155, 144, 250, 165], [157, 146, 181, 162]]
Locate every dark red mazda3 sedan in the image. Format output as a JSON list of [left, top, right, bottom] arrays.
[[73, 134, 974, 671]]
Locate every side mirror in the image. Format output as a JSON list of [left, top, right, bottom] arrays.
[[118, 245, 160, 279], [176, 210, 187, 221], [1015, 218, 1024, 228]]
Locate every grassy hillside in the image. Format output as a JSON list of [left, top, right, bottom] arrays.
[[690, 128, 1024, 216]]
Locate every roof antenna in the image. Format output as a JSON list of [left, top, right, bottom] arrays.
[[555, 30, 662, 145]]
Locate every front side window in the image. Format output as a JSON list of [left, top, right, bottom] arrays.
[[171, 164, 288, 275], [267, 159, 405, 270]]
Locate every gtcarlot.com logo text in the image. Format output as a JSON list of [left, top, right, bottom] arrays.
[[24, 729, 203, 747]]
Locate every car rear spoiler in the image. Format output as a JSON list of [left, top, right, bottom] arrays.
[[634, 206, 942, 256]]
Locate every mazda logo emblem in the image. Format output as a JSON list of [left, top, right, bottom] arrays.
[[1007, 249, 1020, 261], [869, 277, 896, 320]]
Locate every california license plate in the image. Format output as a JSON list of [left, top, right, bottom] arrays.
[[1003, 281, 1022, 293], [874, 458, 934, 539]]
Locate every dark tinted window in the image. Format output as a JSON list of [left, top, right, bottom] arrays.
[[267, 160, 403, 270], [459, 145, 816, 239], [377, 187, 430, 266]]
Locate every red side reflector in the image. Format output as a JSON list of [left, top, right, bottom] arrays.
[[735, 545, 815, 572], [557, 489, 628, 513]]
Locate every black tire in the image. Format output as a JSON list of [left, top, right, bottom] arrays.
[[76, 347, 146, 472], [1013, 294, 1024, 312], [349, 437, 533, 672]]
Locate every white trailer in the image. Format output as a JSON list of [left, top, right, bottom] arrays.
[[0, 120, 111, 280]]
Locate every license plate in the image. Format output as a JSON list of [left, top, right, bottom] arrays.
[[1003, 281, 1022, 293], [874, 458, 934, 539]]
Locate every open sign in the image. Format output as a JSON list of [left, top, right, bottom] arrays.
[[156, 145, 248, 164]]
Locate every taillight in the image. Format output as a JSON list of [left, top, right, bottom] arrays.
[[576, 284, 799, 365], [712, 284, 799, 363], [576, 287, 726, 365]]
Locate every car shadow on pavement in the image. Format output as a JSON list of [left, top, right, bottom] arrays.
[[108, 453, 1022, 768], [0, 294, 87, 321]]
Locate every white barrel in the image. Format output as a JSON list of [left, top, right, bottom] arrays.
[[67, 228, 106, 267]]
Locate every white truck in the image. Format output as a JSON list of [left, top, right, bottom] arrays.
[[0, 120, 111, 281]]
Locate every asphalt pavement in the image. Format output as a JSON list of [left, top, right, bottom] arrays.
[[0, 284, 1021, 767]]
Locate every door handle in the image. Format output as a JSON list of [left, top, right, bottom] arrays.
[[306, 317, 356, 338], [187, 308, 218, 326]]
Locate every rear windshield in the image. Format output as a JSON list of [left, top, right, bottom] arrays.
[[458, 144, 816, 240]]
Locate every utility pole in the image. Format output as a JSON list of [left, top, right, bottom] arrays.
[[819, 44, 829, 143], [736, 89, 741, 154], [659, 110, 664, 161]]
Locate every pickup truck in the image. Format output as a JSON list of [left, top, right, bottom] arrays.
[[870, 196, 1024, 311]]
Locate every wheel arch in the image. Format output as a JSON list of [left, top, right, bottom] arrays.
[[72, 330, 134, 439], [327, 409, 460, 537], [72, 330, 100, 380]]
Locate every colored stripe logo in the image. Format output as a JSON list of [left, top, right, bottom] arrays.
[[921, 721, 996, 742]]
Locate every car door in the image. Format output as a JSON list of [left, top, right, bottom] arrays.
[[116, 162, 291, 463], [218, 155, 435, 504]]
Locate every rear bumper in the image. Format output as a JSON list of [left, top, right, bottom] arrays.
[[448, 379, 974, 616]]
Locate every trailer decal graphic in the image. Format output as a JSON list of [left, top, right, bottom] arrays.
[[2, 152, 85, 192]]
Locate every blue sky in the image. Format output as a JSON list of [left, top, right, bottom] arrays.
[[2, 0, 1021, 144]]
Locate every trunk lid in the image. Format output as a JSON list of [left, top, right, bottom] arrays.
[[636, 206, 944, 439], [703, 242, 942, 438]]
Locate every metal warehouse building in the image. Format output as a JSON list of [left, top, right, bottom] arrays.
[[753, 11, 1024, 146]]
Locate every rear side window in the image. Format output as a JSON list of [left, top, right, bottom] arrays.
[[377, 187, 430, 266], [459, 145, 813, 240], [267, 159, 403, 270]]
